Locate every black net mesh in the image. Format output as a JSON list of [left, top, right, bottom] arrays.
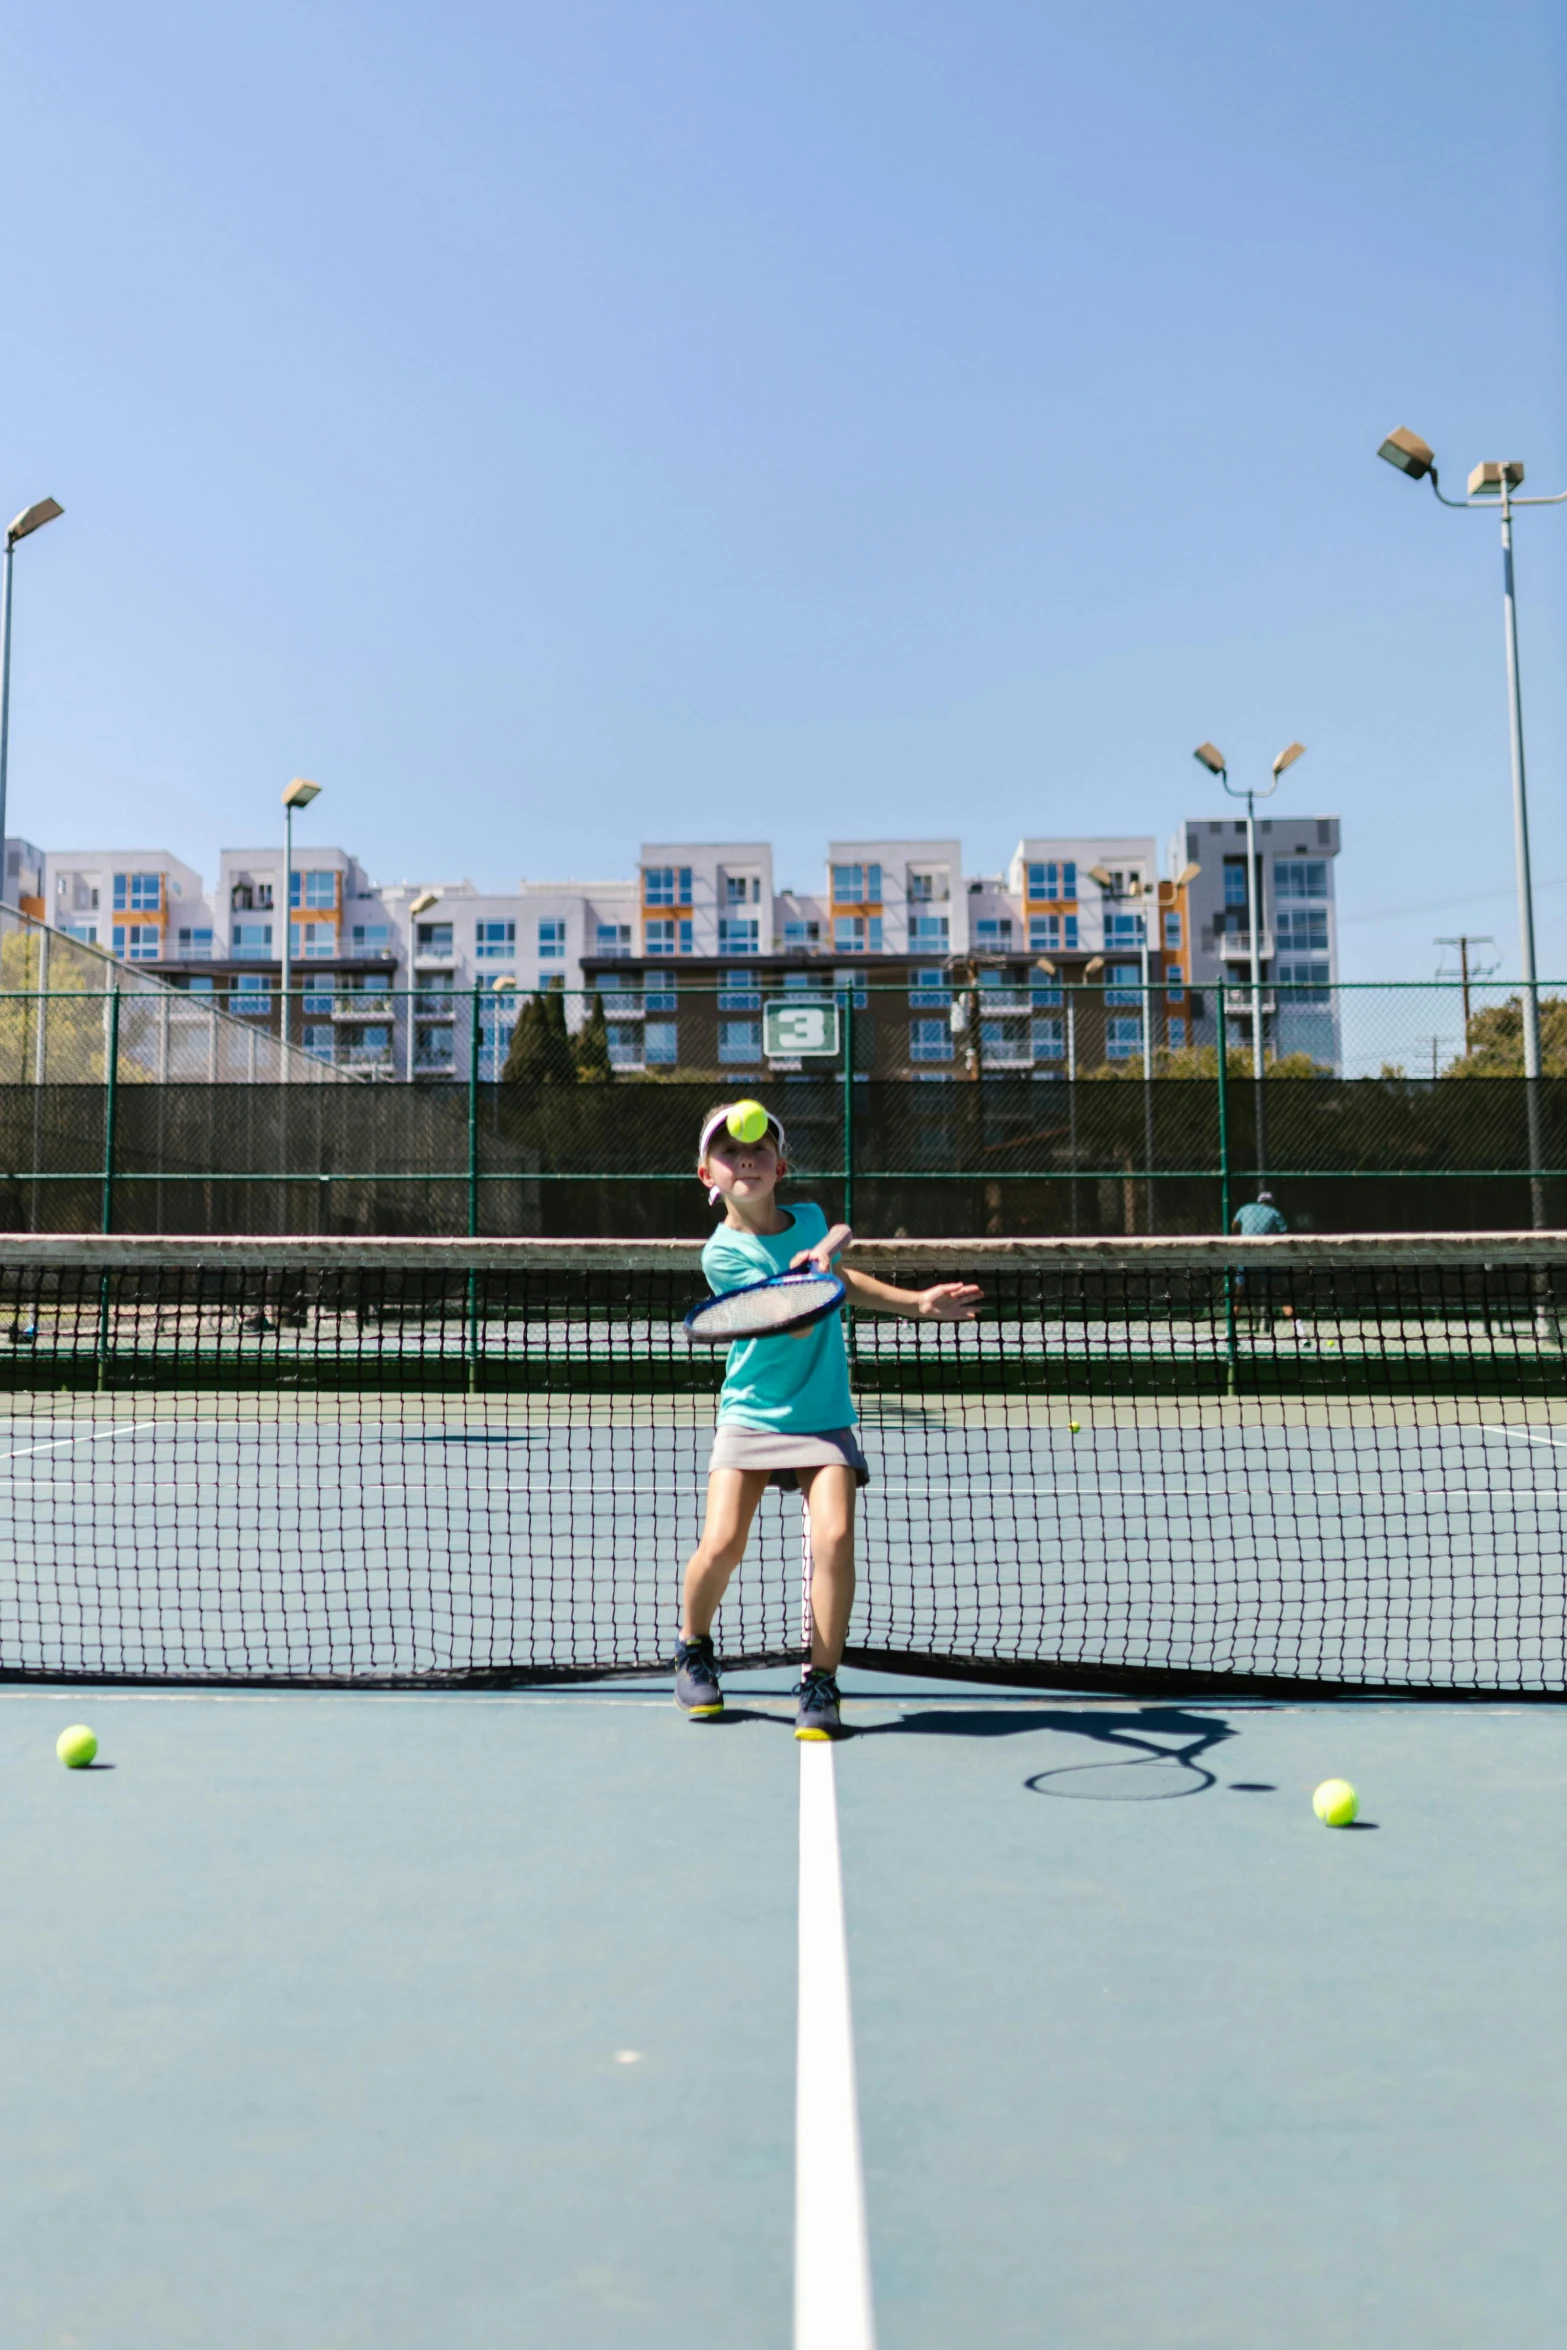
[[0, 1234, 1561, 1695]]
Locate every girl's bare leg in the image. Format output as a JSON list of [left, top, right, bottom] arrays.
[[796, 1464, 857, 1670], [682, 1468, 771, 1640]]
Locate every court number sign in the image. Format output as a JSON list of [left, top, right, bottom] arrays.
[[764, 1001, 841, 1059]]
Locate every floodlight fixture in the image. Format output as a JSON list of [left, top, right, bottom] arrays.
[[1083, 955, 1105, 975], [1086, 863, 1113, 890], [282, 776, 321, 810], [6, 497, 63, 548], [1377, 427, 1435, 480], [408, 890, 439, 918], [1192, 742, 1226, 777], [1271, 741, 1307, 778], [491, 974, 517, 992], [1175, 861, 1202, 887], [1034, 956, 1057, 975], [1467, 461, 1525, 498]]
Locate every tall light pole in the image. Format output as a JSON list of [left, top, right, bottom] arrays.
[[1194, 740, 1306, 1189], [1378, 427, 1566, 1226], [279, 777, 321, 1067], [0, 498, 65, 891]]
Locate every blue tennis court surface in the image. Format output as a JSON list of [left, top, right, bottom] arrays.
[[4, 1680, 1563, 2347]]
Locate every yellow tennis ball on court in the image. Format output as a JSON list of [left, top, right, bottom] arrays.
[[1312, 1777, 1358, 1826], [56, 1725, 98, 1769], [726, 1100, 769, 1144]]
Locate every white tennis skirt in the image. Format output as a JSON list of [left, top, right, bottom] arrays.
[[706, 1425, 871, 1489]]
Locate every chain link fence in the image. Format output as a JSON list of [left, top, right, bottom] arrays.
[[0, 974, 1562, 1236]]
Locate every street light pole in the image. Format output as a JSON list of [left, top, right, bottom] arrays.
[[279, 777, 322, 1072], [0, 498, 65, 889], [1193, 742, 1304, 1194], [1377, 427, 1567, 1225]]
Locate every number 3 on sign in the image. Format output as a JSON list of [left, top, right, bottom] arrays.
[[763, 1002, 841, 1058]]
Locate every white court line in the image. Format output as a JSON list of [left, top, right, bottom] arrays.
[[1478, 1423, 1567, 1450], [0, 1419, 160, 1465], [796, 1742, 876, 2350]]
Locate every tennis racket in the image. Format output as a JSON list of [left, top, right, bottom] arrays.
[[683, 1268, 845, 1343]]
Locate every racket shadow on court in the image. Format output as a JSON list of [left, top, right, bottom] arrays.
[[861, 1705, 1253, 1803]]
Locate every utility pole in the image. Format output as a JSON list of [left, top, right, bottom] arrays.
[[1435, 934, 1497, 1052]]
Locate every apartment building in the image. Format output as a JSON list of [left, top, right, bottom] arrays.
[[1179, 814, 1341, 1068], [29, 817, 1342, 1079]]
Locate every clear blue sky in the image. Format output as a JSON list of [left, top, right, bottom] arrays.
[[4, 0, 1563, 981]]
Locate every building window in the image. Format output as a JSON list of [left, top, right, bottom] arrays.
[[1029, 913, 1078, 953], [469, 920, 517, 962], [907, 868, 949, 903], [1106, 1015, 1143, 1060], [1026, 860, 1076, 900], [60, 921, 98, 944], [909, 913, 950, 952], [724, 874, 761, 904], [717, 916, 759, 954], [111, 924, 162, 962], [1167, 1017, 1188, 1050], [974, 917, 1013, 948], [719, 1019, 763, 1063], [302, 986, 334, 1015], [1164, 911, 1183, 951], [909, 969, 950, 1008], [352, 924, 392, 953], [1277, 906, 1328, 953], [1277, 960, 1331, 1004], [833, 914, 882, 953], [834, 969, 869, 1009], [231, 923, 273, 959], [416, 1027, 455, 1069], [607, 1024, 643, 1068], [1031, 1018, 1065, 1059], [182, 976, 215, 995], [233, 975, 272, 1014], [831, 863, 882, 904], [644, 866, 692, 907], [289, 870, 336, 910], [525, 920, 558, 962], [1165, 967, 1184, 1002], [718, 972, 761, 1009], [416, 922, 454, 955], [1223, 860, 1251, 909], [596, 923, 632, 958], [112, 873, 161, 912], [783, 919, 820, 948], [347, 1024, 393, 1066], [1105, 911, 1144, 948], [302, 1023, 336, 1060], [1105, 962, 1143, 1006], [1274, 860, 1328, 900], [176, 928, 214, 960], [645, 1020, 678, 1065], [291, 922, 337, 960], [645, 918, 692, 956], [910, 1018, 953, 1063], [1031, 980, 1063, 1008]]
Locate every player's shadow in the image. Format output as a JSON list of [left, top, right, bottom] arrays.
[[866, 1703, 1241, 1800]]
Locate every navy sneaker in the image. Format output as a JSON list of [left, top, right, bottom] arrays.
[[795, 1667, 844, 1741], [674, 1634, 724, 1720]]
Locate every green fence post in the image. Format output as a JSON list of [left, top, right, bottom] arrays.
[[467, 980, 482, 1383], [840, 986, 855, 1228], [101, 986, 121, 1236], [1215, 983, 1236, 1382]]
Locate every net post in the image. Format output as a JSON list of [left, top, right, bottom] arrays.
[[97, 985, 122, 1384]]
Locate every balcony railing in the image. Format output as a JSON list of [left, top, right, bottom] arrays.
[[1218, 932, 1275, 963]]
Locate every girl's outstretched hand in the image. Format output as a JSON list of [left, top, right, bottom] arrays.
[[915, 1282, 983, 1321]]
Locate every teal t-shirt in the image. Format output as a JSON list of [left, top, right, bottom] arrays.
[[701, 1202, 856, 1433], [1233, 1201, 1288, 1236]]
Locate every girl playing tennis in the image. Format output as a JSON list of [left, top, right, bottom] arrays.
[[675, 1100, 981, 1738]]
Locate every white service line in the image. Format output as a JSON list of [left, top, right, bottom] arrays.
[[0, 1418, 160, 1464], [1478, 1423, 1567, 1450], [796, 1741, 876, 2350]]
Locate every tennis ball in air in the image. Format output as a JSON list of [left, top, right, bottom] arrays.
[[727, 1100, 769, 1144], [1068, 1420, 1081, 1434], [1312, 1777, 1358, 1827], [56, 1725, 98, 1770]]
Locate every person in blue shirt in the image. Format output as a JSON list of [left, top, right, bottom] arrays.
[[675, 1101, 981, 1739], [1232, 1190, 1287, 1238]]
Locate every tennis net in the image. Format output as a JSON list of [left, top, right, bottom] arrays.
[[0, 1233, 1562, 1695]]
